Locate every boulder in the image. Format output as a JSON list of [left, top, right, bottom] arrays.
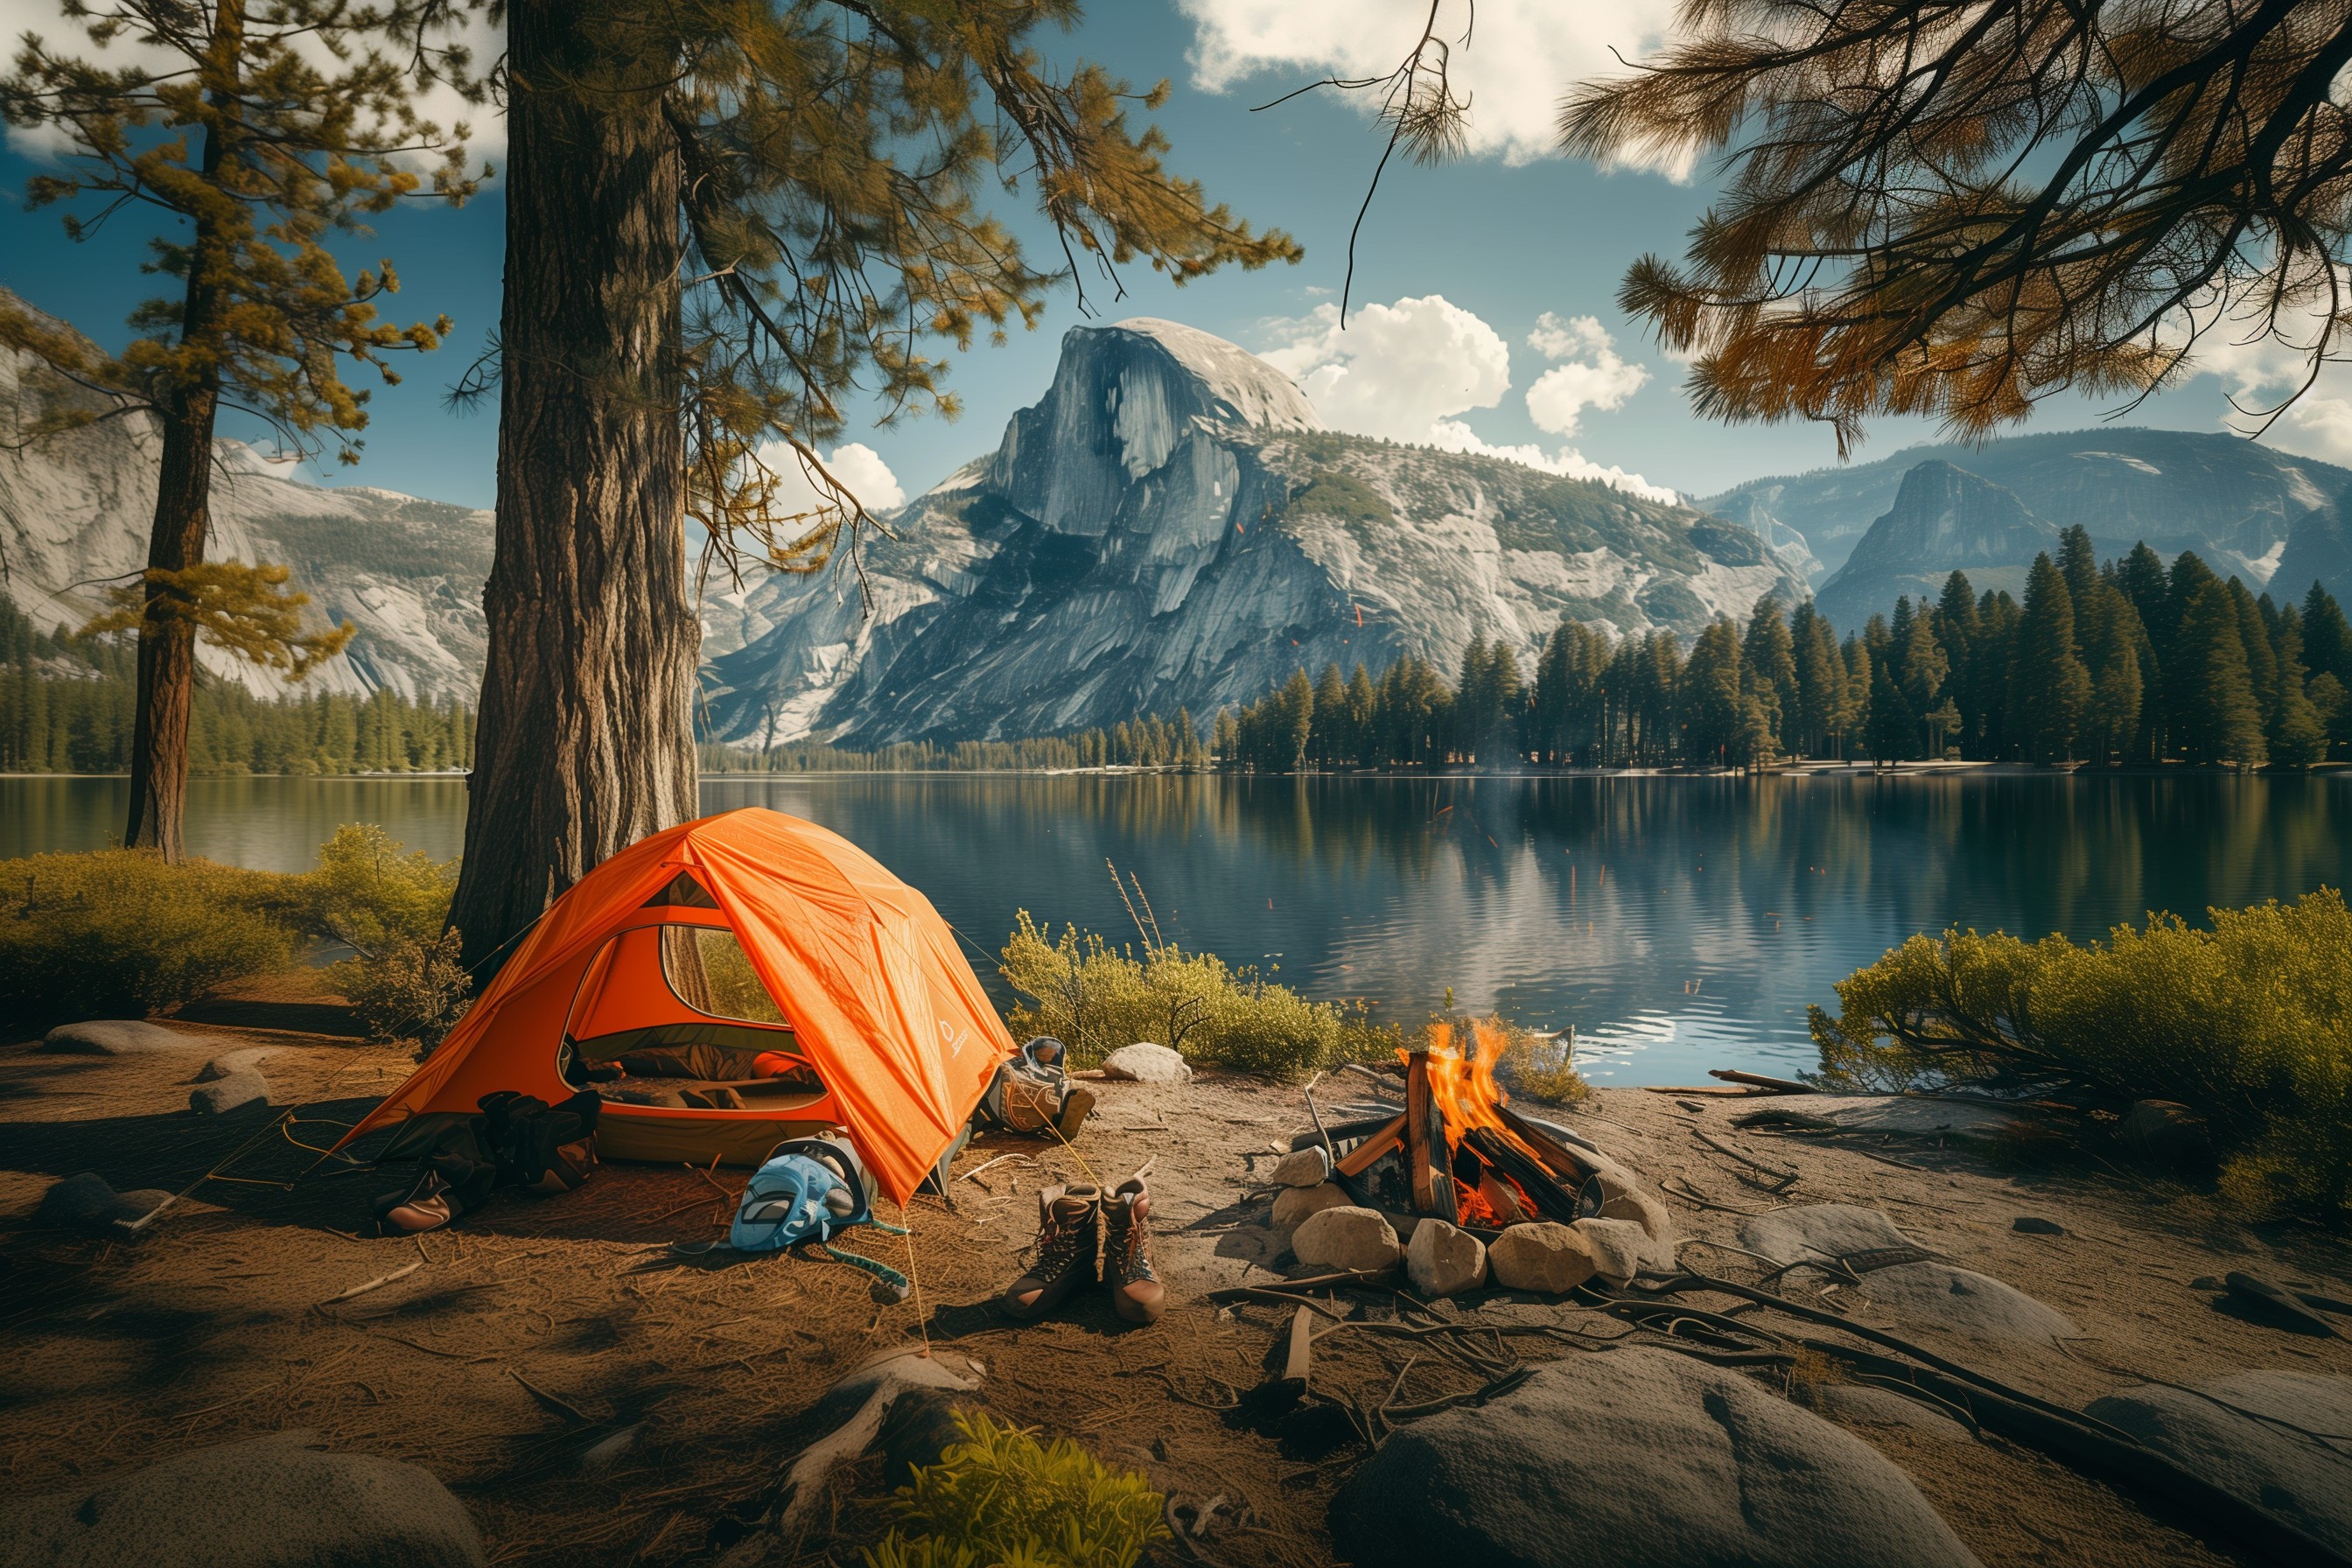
[[1574, 1216, 1672, 1287], [32, 1173, 172, 1234], [39, 1019, 203, 1056], [1487, 1222, 1596, 1294], [190, 1069, 270, 1116], [1405, 1219, 1487, 1298], [1270, 1181, 1353, 1236], [1099, 1042, 1191, 1084], [194, 1046, 281, 1083], [2087, 1371, 2352, 1559], [1740, 1205, 2075, 1343], [2119, 1099, 2211, 1165], [1330, 1350, 1983, 1568], [0, 1431, 487, 1568], [2012, 1216, 2065, 1236], [1585, 1172, 1676, 1242], [1291, 1206, 1403, 1272], [1270, 1146, 1333, 1187]]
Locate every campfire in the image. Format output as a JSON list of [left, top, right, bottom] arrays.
[[1325, 1021, 1614, 1232]]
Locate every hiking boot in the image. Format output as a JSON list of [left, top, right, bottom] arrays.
[[1002, 1184, 1101, 1320], [1101, 1178, 1166, 1325], [1054, 1085, 1096, 1141]]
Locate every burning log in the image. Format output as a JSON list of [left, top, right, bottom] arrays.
[[1335, 1117, 1404, 1178], [1404, 1048, 1459, 1226], [1460, 1127, 1583, 1223]]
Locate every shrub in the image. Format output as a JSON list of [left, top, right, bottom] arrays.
[[299, 823, 457, 953], [0, 850, 292, 1021], [1810, 889, 2352, 1217], [863, 1410, 1166, 1568], [1494, 1021, 1590, 1104], [999, 914, 1348, 1078], [333, 929, 472, 1057]]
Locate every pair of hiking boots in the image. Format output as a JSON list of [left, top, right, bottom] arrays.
[[1001, 1179, 1163, 1326]]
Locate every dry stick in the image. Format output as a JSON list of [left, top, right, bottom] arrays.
[[1709, 1068, 1816, 1095], [509, 1369, 592, 1425], [960, 1153, 1036, 1184], [1635, 1273, 2352, 1568], [1692, 1129, 1798, 1185], [316, 1260, 422, 1307]]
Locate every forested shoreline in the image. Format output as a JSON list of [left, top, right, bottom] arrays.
[[8, 531, 2348, 778]]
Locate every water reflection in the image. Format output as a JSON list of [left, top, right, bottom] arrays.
[[7, 771, 2344, 1084]]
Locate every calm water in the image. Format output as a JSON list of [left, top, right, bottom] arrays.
[[7, 772, 2348, 1085]]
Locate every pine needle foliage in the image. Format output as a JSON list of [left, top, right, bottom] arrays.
[[862, 1410, 1167, 1568], [1559, 1, 2352, 450], [1810, 889, 2352, 1216], [80, 561, 354, 678]]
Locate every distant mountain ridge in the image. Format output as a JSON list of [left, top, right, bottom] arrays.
[[696, 318, 1808, 747], [1701, 428, 2352, 591], [1814, 462, 2061, 629], [0, 290, 492, 704]]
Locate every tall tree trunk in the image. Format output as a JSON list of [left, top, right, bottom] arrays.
[[448, 0, 696, 972], [123, 0, 242, 860]]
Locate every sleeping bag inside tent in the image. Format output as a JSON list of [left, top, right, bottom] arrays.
[[335, 808, 1015, 1202]]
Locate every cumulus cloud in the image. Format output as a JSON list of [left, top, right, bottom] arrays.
[[2181, 298, 2352, 468], [0, 2, 505, 165], [1256, 294, 1676, 503], [1523, 312, 1650, 438], [1178, 0, 1686, 174], [756, 441, 907, 517]]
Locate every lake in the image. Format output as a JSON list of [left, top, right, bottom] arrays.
[[7, 772, 2347, 1086]]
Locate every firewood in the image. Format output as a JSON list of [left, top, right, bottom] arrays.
[[1460, 1127, 1581, 1222], [1709, 1068, 1817, 1095], [1335, 1117, 1405, 1177], [1404, 1053, 1438, 1214], [1495, 1105, 1601, 1186], [1282, 1305, 1313, 1389]]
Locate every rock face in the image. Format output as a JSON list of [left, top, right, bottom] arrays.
[[1290, 1206, 1404, 1271], [1703, 425, 2351, 588], [1330, 1351, 1984, 1568], [2276, 501, 2352, 602], [698, 318, 1807, 746], [1813, 461, 2059, 630], [1740, 1205, 2077, 1344], [2087, 1371, 2352, 1558], [0, 1432, 487, 1568], [1405, 1218, 1487, 1297], [1, 294, 492, 705], [1098, 1042, 1192, 1084]]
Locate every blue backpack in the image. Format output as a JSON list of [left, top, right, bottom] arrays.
[[726, 1136, 909, 1295]]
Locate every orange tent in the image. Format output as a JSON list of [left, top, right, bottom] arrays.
[[337, 808, 1013, 1202]]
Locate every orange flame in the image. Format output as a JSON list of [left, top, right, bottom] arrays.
[[1415, 1020, 1549, 1169]]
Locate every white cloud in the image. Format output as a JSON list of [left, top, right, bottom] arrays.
[[1259, 295, 1512, 441], [756, 441, 906, 517], [1178, 0, 1686, 173], [0, 2, 505, 166], [1522, 312, 1649, 437], [2183, 298, 2352, 467], [1256, 294, 1676, 503]]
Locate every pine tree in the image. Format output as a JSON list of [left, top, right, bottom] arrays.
[[1680, 620, 1745, 766], [2260, 603, 2327, 768], [1312, 663, 1348, 766], [2079, 576, 2145, 766], [2303, 582, 2352, 690], [2, 0, 478, 857], [1788, 602, 1843, 759], [1864, 661, 1916, 763], [452, 0, 1298, 968], [1931, 570, 1978, 751], [1839, 634, 1872, 758], [2172, 578, 2268, 766], [1741, 594, 1797, 751], [1894, 608, 1950, 757], [2010, 555, 2090, 765]]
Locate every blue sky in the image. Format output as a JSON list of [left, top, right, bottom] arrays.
[[0, 0, 2307, 513]]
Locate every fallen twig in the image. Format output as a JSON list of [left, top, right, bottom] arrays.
[[1693, 1129, 1798, 1186], [511, 1368, 593, 1425], [316, 1260, 422, 1307], [960, 1153, 1035, 1184], [1710, 1068, 1816, 1095]]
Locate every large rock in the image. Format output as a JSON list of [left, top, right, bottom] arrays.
[[1331, 1350, 1983, 1568], [40, 1020, 203, 1056], [1270, 1146, 1333, 1187], [1740, 1205, 2075, 1343], [1405, 1219, 1487, 1298], [2087, 1372, 2352, 1559], [0, 1432, 487, 1568], [32, 1172, 172, 1233], [1291, 1206, 1403, 1272], [194, 1046, 280, 1082], [1099, 1042, 1192, 1084], [1574, 1216, 1672, 1287], [1488, 1222, 1596, 1294], [1270, 1181, 1353, 1236], [189, 1069, 270, 1116], [1586, 1173, 1676, 1242]]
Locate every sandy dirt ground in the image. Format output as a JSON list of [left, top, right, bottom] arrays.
[[3, 1013, 2348, 1567]]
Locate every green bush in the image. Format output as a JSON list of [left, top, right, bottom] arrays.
[[0, 850, 293, 1021], [332, 929, 472, 1056], [1810, 889, 2352, 1217], [864, 1410, 1166, 1568], [1000, 913, 1361, 1079], [299, 823, 457, 953], [1494, 1020, 1590, 1104]]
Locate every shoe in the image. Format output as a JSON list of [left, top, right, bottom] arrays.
[[1001, 1184, 1101, 1320], [1101, 1178, 1166, 1325], [1054, 1085, 1096, 1141]]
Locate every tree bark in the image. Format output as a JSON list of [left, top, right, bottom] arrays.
[[122, 0, 242, 861], [448, 0, 697, 972]]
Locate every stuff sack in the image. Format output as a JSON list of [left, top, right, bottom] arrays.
[[478, 1089, 603, 1194], [729, 1136, 872, 1254]]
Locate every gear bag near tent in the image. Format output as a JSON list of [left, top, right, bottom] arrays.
[[336, 808, 1014, 1204]]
